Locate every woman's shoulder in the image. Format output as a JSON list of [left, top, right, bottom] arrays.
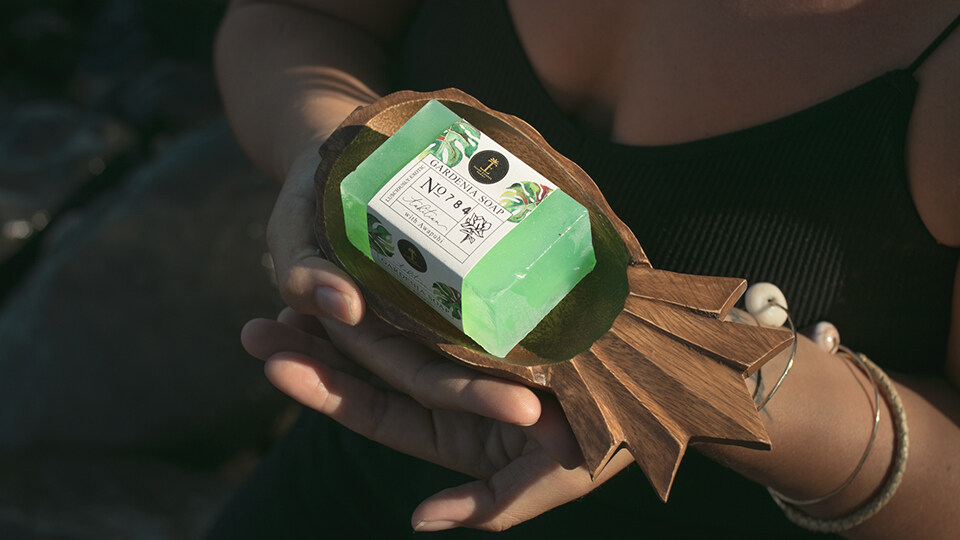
[[908, 11, 960, 247]]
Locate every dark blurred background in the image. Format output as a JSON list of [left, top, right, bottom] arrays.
[[1, 1, 293, 537]]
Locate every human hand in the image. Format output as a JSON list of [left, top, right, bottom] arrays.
[[267, 147, 364, 326], [241, 308, 634, 532]]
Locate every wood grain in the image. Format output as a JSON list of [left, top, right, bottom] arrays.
[[313, 88, 793, 501]]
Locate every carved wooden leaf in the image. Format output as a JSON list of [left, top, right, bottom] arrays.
[[459, 266, 792, 501], [314, 88, 794, 503]]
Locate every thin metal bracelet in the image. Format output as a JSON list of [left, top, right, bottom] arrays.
[[769, 352, 909, 533], [755, 302, 795, 411], [768, 345, 880, 505]]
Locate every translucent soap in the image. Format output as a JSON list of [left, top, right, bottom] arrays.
[[340, 100, 595, 357], [341, 100, 460, 256], [463, 192, 594, 357]]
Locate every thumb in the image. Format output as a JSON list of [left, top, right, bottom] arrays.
[[267, 148, 364, 324], [411, 451, 590, 533]]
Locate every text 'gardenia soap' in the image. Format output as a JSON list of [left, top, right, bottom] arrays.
[[340, 100, 595, 357]]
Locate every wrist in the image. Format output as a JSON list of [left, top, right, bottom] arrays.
[[698, 336, 897, 519]]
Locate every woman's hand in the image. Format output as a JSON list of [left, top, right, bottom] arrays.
[[216, 0, 394, 325], [241, 307, 633, 532], [266, 148, 364, 325], [220, 0, 632, 532]]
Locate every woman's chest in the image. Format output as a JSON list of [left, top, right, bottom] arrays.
[[509, 1, 951, 136], [400, 0, 960, 369], [504, 0, 960, 244]]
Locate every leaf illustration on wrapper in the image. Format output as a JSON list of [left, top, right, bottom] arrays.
[[367, 214, 394, 257], [498, 181, 554, 223], [418, 120, 481, 167], [432, 282, 462, 320]]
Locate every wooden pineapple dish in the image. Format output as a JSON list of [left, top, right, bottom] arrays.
[[314, 88, 793, 501]]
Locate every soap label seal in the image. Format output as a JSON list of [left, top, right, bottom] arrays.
[[469, 150, 509, 184]]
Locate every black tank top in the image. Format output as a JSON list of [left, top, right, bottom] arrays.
[[398, 1, 960, 376]]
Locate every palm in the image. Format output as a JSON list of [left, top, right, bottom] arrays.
[[241, 308, 627, 531], [423, 406, 528, 478]]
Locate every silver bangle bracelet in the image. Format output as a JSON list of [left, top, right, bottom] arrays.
[[768, 345, 880, 505], [768, 352, 909, 533], [741, 284, 910, 533]]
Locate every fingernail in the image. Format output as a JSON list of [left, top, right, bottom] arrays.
[[413, 520, 459, 532], [315, 287, 355, 324]]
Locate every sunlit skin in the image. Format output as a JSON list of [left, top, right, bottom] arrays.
[[216, 0, 960, 536]]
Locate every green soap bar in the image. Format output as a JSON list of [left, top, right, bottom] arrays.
[[463, 191, 595, 357], [341, 100, 460, 257], [341, 100, 595, 357]]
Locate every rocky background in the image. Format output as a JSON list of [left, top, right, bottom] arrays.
[[1, 1, 294, 537]]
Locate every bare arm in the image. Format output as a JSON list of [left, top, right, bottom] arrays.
[[215, 0, 419, 181], [705, 293, 960, 539], [219, 3, 960, 535], [214, 0, 420, 320], [708, 39, 960, 532], [704, 28, 960, 538]]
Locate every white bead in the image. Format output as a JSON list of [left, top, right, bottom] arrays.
[[745, 282, 789, 327], [808, 321, 840, 354]]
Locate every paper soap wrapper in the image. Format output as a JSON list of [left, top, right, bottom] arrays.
[[341, 100, 595, 357]]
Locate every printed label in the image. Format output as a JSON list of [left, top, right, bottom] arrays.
[[366, 118, 559, 330]]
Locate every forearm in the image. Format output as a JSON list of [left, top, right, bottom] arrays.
[[214, 0, 398, 182], [699, 316, 960, 538]]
